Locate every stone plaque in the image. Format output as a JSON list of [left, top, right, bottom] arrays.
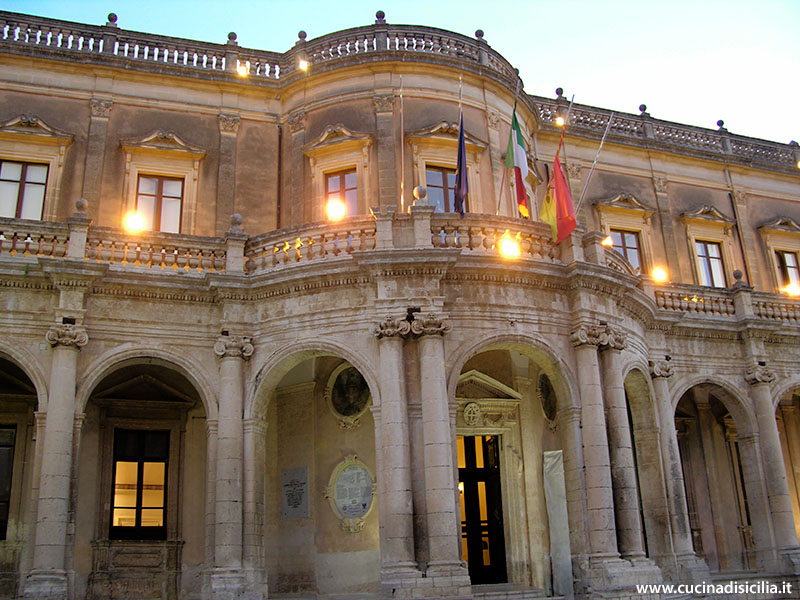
[[282, 467, 309, 519], [334, 463, 373, 519]]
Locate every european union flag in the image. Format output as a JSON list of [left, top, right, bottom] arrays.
[[454, 111, 468, 216]]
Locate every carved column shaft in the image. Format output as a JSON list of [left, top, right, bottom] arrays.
[[571, 326, 618, 558], [372, 317, 416, 573], [27, 325, 87, 595], [600, 347, 645, 559], [747, 368, 799, 551]]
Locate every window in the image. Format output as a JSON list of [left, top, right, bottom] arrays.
[[610, 229, 642, 271], [0, 161, 48, 220], [696, 240, 726, 287], [0, 426, 15, 541], [325, 169, 358, 218], [776, 251, 800, 287], [426, 166, 463, 213], [136, 175, 183, 233], [110, 429, 169, 540]]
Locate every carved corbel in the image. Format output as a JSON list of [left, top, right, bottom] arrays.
[[371, 315, 411, 339], [45, 324, 88, 348], [745, 364, 776, 385], [213, 335, 254, 359], [410, 313, 451, 337], [649, 359, 674, 379]]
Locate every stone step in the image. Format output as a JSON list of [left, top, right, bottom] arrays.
[[471, 584, 554, 600]]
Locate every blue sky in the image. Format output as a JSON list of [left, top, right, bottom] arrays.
[[4, 0, 799, 144]]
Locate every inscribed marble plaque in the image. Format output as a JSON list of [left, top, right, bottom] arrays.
[[282, 467, 309, 519], [333, 464, 372, 519]]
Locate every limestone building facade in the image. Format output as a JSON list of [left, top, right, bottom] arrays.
[[1, 8, 800, 600]]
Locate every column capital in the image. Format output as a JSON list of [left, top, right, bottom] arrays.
[[649, 359, 674, 379], [45, 324, 88, 348], [89, 97, 113, 118], [218, 112, 241, 134], [745, 364, 776, 386], [410, 312, 451, 337], [373, 94, 395, 113], [371, 315, 411, 339], [570, 322, 625, 349], [214, 335, 253, 360]]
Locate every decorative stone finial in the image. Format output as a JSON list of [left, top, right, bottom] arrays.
[[412, 185, 428, 206], [75, 198, 88, 215], [229, 213, 244, 234], [717, 119, 725, 128], [733, 269, 743, 282], [639, 104, 647, 114], [227, 32, 237, 42], [297, 30, 307, 41], [555, 87, 564, 98], [106, 13, 117, 26], [475, 29, 484, 39], [375, 10, 386, 24]]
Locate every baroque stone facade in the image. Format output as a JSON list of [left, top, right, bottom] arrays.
[[1, 8, 800, 600]]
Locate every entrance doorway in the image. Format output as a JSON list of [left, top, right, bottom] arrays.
[[457, 435, 507, 584]]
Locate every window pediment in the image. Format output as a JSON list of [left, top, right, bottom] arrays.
[[406, 120, 486, 154], [120, 130, 206, 159], [0, 114, 73, 145], [594, 193, 654, 224], [303, 124, 373, 159], [456, 369, 521, 401], [759, 216, 800, 236], [681, 205, 735, 230]]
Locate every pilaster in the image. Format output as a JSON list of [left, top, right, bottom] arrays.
[[216, 113, 240, 235], [81, 98, 112, 209]]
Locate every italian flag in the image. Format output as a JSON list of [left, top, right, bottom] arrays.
[[505, 103, 530, 218]]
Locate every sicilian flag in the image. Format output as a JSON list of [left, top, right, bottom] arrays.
[[505, 103, 530, 218], [540, 135, 576, 243], [454, 111, 468, 215]]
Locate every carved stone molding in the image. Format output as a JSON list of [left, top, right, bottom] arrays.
[[566, 163, 582, 180], [745, 365, 776, 385], [733, 189, 748, 205], [463, 402, 482, 426], [287, 110, 307, 134], [649, 359, 674, 379], [89, 98, 113, 118], [213, 335, 254, 359], [46, 324, 88, 348], [373, 94, 394, 113], [487, 111, 500, 130], [652, 175, 668, 194], [570, 323, 626, 350], [371, 315, 411, 339], [410, 313, 451, 337], [218, 113, 241, 134]]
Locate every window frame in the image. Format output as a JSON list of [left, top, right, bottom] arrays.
[[695, 239, 727, 288], [776, 250, 800, 287], [609, 228, 643, 273], [682, 205, 737, 289], [594, 193, 655, 274], [0, 160, 49, 220], [135, 174, 185, 233], [121, 130, 205, 235], [759, 217, 800, 292], [324, 168, 359, 219], [0, 115, 73, 222], [425, 165, 463, 213]]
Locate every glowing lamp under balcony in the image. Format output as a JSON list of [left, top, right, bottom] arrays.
[[555, 116, 565, 127], [498, 231, 521, 259], [236, 63, 248, 77], [601, 235, 613, 247], [651, 267, 668, 283], [326, 198, 346, 221], [783, 283, 800, 297], [298, 59, 309, 72], [123, 211, 145, 233]]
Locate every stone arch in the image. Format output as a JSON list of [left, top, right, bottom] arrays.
[[75, 343, 218, 420], [670, 374, 756, 436], [0, 340, 48, 411], [772, 375, 800, 410], [247, 337, 379, 420]]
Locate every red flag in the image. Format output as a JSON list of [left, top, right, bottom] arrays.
[[546, 137, 576, 243]]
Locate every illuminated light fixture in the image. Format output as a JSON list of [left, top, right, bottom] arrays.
[[458, 481, 464, 493], [498, 230, 521, 258], [236, 63, 248, 77], [783, 282, 800, 296], [298, 59, 309, 72], [555, 116, 565, 127], [601, 235, 613, 247], [651, 266, 668, 283], [326, 197, 346, 221], [123, 211, 145, 233]]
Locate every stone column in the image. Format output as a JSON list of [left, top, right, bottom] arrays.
[[599, 341, 646, 559], [412, 313, 468, 583], [370, 316, 419, 579], [242, 418, 267, 593], [570, 324, 618, 560], [23, 324, 87, 599], [211, 334, 253, 598], [746, 365, 800, 564]]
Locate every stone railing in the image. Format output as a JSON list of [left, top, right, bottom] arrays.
[[244, 217, 377, 274], [0, 218, 70, 259], [86, 227, 227, 273], [654, 285, 736, 317], [536, 98, 799, 173], [751, 293, 800, 323], [0, 10, 517, 85], [429, 213, 558, 260]]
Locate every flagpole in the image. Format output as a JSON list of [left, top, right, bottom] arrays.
[[399, 74, 405, 212], [495, 166, 507, 215], [505, 77, 522, 217], [558, 94, 575, 197], [575, 112, 614, 214]]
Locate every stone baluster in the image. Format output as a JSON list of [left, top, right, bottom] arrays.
[[23, 324, 88, 599], [211, 334, 253, 597], [570, 324, 619, 559], [371, 316, 419, 578]]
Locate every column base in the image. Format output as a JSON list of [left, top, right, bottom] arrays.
[[210, 568, 264, 600], [674, 552, 711, 584], [778, 548, 800, 575], [22, 570, 68, 599], [383, 562, 471, 599], [585, 555, 662, 595]]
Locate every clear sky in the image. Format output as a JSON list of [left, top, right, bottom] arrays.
[[5, 0, 799, 144]]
